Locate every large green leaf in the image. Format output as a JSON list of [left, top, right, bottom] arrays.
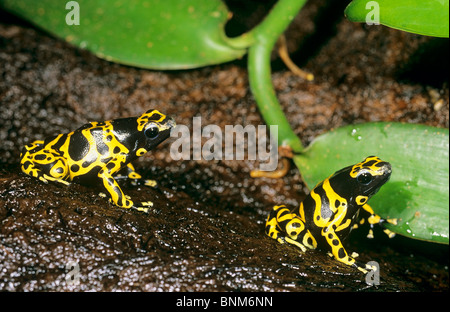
[[345, 0, 449, 38], [0, 0, 246, 69], [294, 122, 449, 244]]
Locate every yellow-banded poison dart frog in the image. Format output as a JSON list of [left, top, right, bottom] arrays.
[[20, 109, 175, 212], [265, 156, 397, 273]]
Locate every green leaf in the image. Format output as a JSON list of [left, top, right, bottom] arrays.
[[293, 122, 449, 244], [345, 0, 449, 38], [0, 0, 246, 69]]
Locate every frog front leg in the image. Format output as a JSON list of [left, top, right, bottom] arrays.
[[360, 203, 397, 239], [322, 226, 374, 273], [115, 163, 157, 188], [98, 168, 153, 212]]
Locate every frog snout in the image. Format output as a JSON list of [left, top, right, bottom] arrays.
[[166, 117, 176, 129]]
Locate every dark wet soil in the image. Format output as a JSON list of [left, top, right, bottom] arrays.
[[0, 0, 448, 291]]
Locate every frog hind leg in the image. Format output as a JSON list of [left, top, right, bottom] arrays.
[[20, 141, 46, 182], [20, 147, 70, 186], [98, 168, 153, 213], [265, 205, 317, 252]]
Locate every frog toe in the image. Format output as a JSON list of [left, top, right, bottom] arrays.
[[352, 260, 378, 274], [355, 265, 369, 274], [367, 229, 374, 239], [284, 236, 307, 252], [386, 218, 398, 225], [130, 179, 158, 188], [38, 176, 49, 184], [132, 201, 153, 213], [133, 207, 149, 213], [143, 179, 157, 188], [351, 261, 368, 274], [42, 174, 71, 186], [383, 228, 396, 238]]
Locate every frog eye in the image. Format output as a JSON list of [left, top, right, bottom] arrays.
[[145, 124, 160, 139], [357, 172, 373, 185]]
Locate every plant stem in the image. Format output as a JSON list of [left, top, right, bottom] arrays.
[[247, 43, 301, 152], [246, 0, 308, 152]]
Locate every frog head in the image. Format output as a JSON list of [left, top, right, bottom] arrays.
[[347, 156, 391, 207], [350, 156, 391, 196], [329, 156, 391, 206], [137, 109, 176, 151]]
